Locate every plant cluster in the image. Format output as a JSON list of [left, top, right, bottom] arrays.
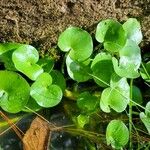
[[0, 18, 150, 149]]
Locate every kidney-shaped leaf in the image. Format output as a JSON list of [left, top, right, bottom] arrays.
[[91, 52, 114, 87], [30, 73, 63, 107], [66, 55, 91, 82], [58, 26, 93, 61], [140, 102, 150, 134], [113, 40, 141, 78], [106, 120, 129, 149], [123, 18, 142, 44], [96, 19, 126, 52], [100, 76, 130, 113], [0, 71, 30, 113], [12, 45, 43, 80]]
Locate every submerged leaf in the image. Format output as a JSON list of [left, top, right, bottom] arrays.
[[106, 120, 129, 149], [96, 19, 126, 52], [12, 45, 43, 80], [30, 73, 62, 107], [113, 40, 141, 78], [91, 52, 114, 87], [123, 18, 142, 44], [0, 71, 30, 113], [58, 26, 93, 61]]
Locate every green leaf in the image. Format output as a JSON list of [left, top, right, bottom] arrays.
[[30, 73, 63, 107], [38, 57, 54, 73], [12, 45, 43, 80], [106, 120, 129, 149], [0, 71, 30, 113], [96, 19, 126, 52], [77, 114, 89, 128], [22, 97, 42, 112], [140, 102, 150, 134], [0, 43, 22, 55], [58, 27, 93, 61], [66, 55, 91, 82], [91, 52, 114, 87], [131, 86, 143, 106], [50, 70, 66, 92], [140, 61, 150, 83], [100, 76, 130, 113], [123, 18, 142, 44], [113, 40, 141, 78], [77, 92, 98, 112]]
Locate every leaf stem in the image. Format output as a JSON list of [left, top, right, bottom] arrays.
[[129, 79, 133, 149]]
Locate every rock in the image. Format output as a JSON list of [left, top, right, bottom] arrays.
[[0, 0, 149, 51]]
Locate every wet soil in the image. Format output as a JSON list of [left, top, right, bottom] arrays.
[[0, 0, 150, 51]]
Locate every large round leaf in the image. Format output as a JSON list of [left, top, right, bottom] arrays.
[[58, 27, 93, 61], [12, 45, 43, 80], [100, 76, 130, 113], [106, 120, 129, 149], [96, 19, 126, 52], [113, 40, 141, 78], [91, 52, 114, 87], [66, 55, 91, 82], [123, 18, 142, 44], [0, 71, 30, 113], [30, 73, 63, 107]]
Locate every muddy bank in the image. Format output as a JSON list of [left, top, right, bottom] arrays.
[[0, 0, 150, 51]]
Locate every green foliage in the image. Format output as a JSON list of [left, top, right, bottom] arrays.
[[30, 73, 63, 107], [91, 52, 114, 87], [96, 19, 126, 52], [77, 92, 98, 113], [106, 120, 129, 149], [0, 71, 30, 113], [12, 45, 43, 80], [140, 61, 150, 82], [140, 102, 150, 134], [58, 26, 93, 61], [0, 18, 148, 149]]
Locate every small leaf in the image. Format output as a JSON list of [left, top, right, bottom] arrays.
[[58, 26, 93, 61], [30, 73, 63, 107], [140, 61, 150, 83], [91, 52, 114, 87], [100, 76, 130, 113], [77, 114, 89, 128], [96, 19, 126, 52], [12, 45, 43, 80], [140, 102, 150, 134], [0, 43, 22, 55], [50, 70, 66, 92], [106, 120, 129, 149], [113, 40, 141, 78], [77, 92, 98, 112], [66, 55, 91, 82], [123, 18, 142, 44], [0, 71, 30, 113]]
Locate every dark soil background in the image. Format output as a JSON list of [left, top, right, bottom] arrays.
[[0, 0, 150, 51]]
